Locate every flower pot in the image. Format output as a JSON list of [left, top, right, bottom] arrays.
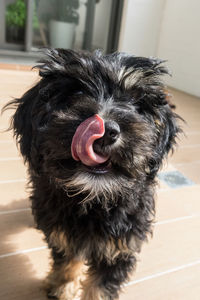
[[6, 26, 25, 43], [49, 20, 75, 49]]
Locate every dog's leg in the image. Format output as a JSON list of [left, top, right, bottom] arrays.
[[45, 248, 83, 300], [81, 254, 136, 300]]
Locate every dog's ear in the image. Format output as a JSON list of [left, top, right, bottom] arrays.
[[122, 57, 181, 178], [4, 84, 40, 164], [122, 56, 181, 176], [3, 49, 76, 166], [147, 101, 181, 178]]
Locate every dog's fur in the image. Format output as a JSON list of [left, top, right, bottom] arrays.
[[5, 49, 180, 299]]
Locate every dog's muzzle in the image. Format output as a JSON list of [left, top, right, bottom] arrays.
[[71, 114, 109, 166], [71, 114, 120, 167]]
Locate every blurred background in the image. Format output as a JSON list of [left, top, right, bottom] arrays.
[[0, 0, 200, 97], [0, 0, 122, 60]]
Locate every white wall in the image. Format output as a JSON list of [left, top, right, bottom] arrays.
[[119, 0, 165, 57], [119, 0, 200, 97], [157, 0, 200, 97]]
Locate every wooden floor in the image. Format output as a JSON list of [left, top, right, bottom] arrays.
[[0, 67, 200, 300]]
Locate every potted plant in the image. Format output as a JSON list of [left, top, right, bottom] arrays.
[[6, 0, 26, 43], [49, 0, 80, 49], [6, 0, 39, 44]]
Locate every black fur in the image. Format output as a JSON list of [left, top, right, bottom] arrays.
[[4, 49, 180, 300]]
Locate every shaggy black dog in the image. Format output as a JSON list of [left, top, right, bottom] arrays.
[[5, 49, 180, 300]]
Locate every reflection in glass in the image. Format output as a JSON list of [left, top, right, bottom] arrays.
[[32, 0, 81, 49], [32, 0, 112, 51], [5, 0, 26, 44]]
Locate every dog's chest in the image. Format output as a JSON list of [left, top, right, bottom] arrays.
[[49, 206, 141, 260]]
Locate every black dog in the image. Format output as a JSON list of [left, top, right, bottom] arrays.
[[5, 49, 180, 299]]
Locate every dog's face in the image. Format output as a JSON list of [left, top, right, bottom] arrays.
[[9, 49, 179, 204]]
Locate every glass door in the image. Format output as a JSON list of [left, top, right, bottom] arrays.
[[0, 0, 123, 54], [31, 0, 117, 52]]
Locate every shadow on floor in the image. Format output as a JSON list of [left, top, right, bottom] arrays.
[[0, 198, 49, 300]]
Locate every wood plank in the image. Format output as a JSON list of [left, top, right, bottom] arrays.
[[131, 217, 200, 282], [122, 264, 200, 300], [0, 160, 27, 181], [0, 211, 45, 256], [0, 142, 19, 158], [0, 181, 28, 208], [156, 185, 200, 221], [0, 249, 49, 300]]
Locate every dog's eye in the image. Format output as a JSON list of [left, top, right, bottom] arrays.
[[73, 91, 83, 95]]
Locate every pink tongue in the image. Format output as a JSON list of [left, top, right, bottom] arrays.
[[71, 114, 109, 167]]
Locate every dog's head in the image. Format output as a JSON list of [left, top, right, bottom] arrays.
[[6, 49, 180, 205]]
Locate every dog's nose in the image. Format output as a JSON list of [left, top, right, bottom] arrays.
[[93, 120, 120, 152], [103, 120, 120, 145]]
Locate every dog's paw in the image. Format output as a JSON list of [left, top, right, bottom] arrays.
[[65, 281, 81, 300], [46, 286, 63, 299], [44, 277, 63, 299], [46, 282, 80, 300]]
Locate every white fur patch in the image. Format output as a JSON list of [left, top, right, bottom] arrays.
[[62, 171, 128, 206], [118, 67, 144, 89]]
